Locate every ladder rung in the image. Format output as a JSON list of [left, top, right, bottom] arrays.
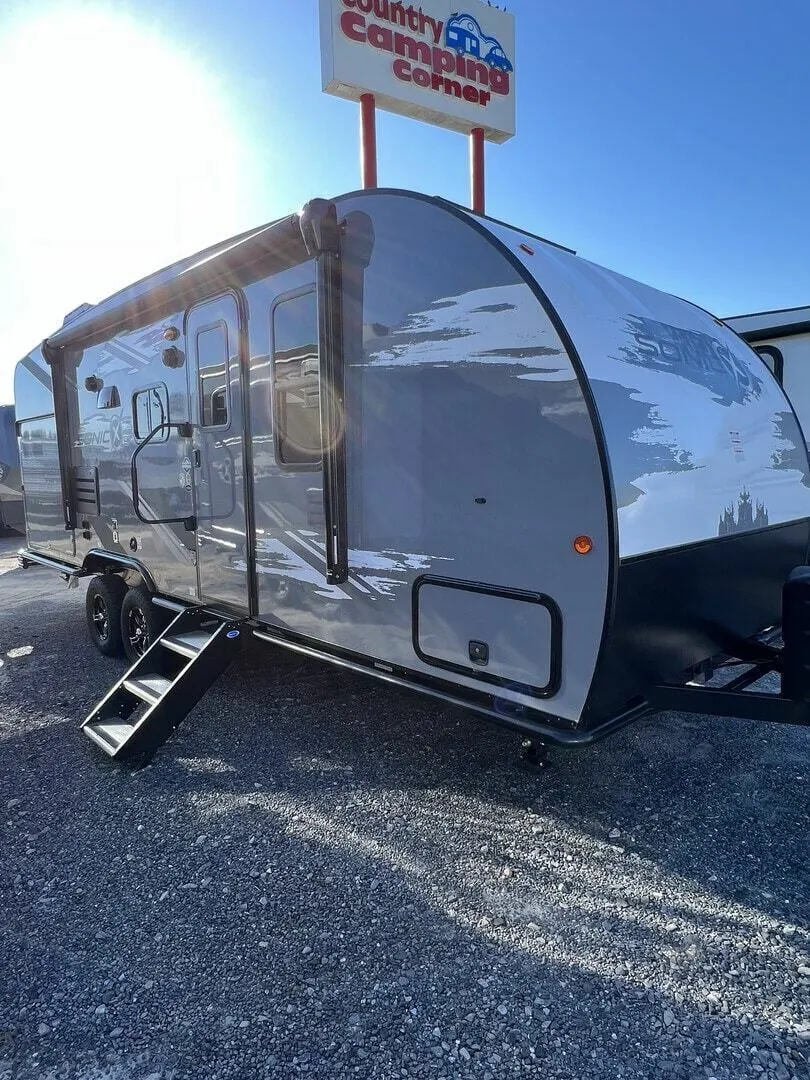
[[124, 674, 174, 705]]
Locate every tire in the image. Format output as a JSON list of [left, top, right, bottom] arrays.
[[85, 575, 128, 657], [120, 586, 165, 664]]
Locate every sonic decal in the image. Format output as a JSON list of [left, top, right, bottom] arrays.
[[620, 315, 763, 407]]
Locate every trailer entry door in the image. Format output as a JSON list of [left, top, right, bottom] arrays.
[[248, 262, 348, 627], [248, 202, 370, 632], [187, 293, 251, 612]]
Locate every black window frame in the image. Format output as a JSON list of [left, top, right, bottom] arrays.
[[196, 320, 232, 431], [270, 287, 322, 471], [132, 383, 170, 442], [755, 345, 784, 385]]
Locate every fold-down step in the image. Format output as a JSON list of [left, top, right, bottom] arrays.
[[81, 607, 244, 763]]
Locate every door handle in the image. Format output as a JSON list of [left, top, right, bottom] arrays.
[[193, 449, 201, 468]]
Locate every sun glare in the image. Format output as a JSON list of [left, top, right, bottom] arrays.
[[0, 3, 260, 399]]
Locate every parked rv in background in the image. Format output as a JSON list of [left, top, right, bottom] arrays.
[[0, 404, 24, 534], [725, 306, 810, 445]]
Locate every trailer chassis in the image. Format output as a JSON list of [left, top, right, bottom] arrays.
[[16, 549, 810, 764]]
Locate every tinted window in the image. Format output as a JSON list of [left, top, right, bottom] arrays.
[[133, 385, 169, 441], [273, 292, 321, 465], [198, 323, 230, 428]]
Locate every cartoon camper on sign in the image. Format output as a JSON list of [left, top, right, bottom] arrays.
[[445, 12, 514, 72]]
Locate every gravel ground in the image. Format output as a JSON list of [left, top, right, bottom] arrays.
[[0, 536, 808, 1080]]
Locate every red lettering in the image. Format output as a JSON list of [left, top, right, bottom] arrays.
[[367, 23, 393, 50], [394, 30, 430, 64], [340, 11, 366, 42], [422, 15, 443, 43], [466, 60, 489, 85], [338, 0, 508, 111], [392, 59, 494, 107], [489, 69, 510, 96], [393, 57, 411, 81], [431, 46, 456, 75]]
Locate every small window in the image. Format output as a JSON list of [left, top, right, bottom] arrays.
[[197, 323, 230, 428], [273, 291, 321, 466], [755, 345, 784, 385], [133, 385, 169, 441]]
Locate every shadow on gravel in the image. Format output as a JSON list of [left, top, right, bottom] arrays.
[[219, 636, 810, 924], [1, 595, 808, 1078]]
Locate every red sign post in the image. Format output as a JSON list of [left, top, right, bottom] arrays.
[[470, 126, 485, 214], [360, 93, 378, 189]]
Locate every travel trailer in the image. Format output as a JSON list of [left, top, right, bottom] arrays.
[[13, 189, 810, 764], [0, 405, 24, 534], [725, 306, 810, 447]]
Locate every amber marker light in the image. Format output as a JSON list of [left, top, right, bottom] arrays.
[[574, 535, 593, 555]]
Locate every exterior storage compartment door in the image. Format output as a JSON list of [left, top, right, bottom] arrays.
[[413, 577, 562, 698]]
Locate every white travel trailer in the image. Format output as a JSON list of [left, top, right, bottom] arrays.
[[725, 306, 810, 447], [13, 190, 810, 764]]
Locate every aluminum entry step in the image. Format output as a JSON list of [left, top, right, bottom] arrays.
[[124, 674, 174, 704], [161, 630, 213, 659], [84, 719, 137, 753], [81, 609, 243, 763]]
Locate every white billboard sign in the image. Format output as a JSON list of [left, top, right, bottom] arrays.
[[319, 0, 516, 143]]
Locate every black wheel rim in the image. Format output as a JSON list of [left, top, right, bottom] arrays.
[[126, 607, 149, 656], [92, 596, 109, 642]]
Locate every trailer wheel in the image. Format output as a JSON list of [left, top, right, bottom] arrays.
[[120, 586, 165, 664], [85, 575, 127, 657]]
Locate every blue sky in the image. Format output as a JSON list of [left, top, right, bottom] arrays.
[[1, 0, 809, 403]]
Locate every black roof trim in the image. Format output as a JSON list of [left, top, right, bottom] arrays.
[[724, 303, 810, 321], [737, 320, 810, 344], [335, 186, 577, 255], [433, 196, 577, 255]]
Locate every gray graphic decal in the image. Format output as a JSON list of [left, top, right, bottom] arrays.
[[718, 489, 769, 536], [771, 412, 810, 486], [365, 285, 565, 372], [620, 315, 763, 406], [591, 380, 696, 508]]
